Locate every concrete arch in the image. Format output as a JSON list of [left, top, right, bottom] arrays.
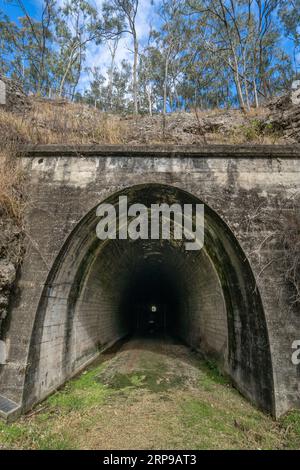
[[23, 183, 275, 414]]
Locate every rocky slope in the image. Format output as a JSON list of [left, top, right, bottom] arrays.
[[265, 90, 300, 143], [0, 74, 31, 114]]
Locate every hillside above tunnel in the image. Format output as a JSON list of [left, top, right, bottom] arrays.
[[0, 85, 299, 148]]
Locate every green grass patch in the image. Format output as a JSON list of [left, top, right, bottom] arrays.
[[47, 364, 109, 412], [280, 410, 300, 448], [198, 359, 230, 391], [0, 420, 74, 450], [180, 398, 243, 449], [0, 421, 28, 446], [102, 368, 186, 393], [235, 119, 281, 143]]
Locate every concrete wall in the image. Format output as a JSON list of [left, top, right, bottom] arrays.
[[177, 249, 228, 362], [0, 144, 299, 419]]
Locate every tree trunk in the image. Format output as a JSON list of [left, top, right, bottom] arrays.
[[243, 54, 250, 111], [59, 47, 77, 97], [71, 45, 82, 100], [163, 55, 170, 116], [253, 78, 259, 108], [234, 71, 246, 111], [146, 86, 152, 116], [108, 40, 118, 110], [133, 30, 138, 114]]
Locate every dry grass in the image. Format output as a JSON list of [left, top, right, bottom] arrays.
[[0, 98, 128, 222], [0, 123, 26, 231], [0, 99, 127, 146], [0, 143, 25, 267], [0, 145, 25, 225]]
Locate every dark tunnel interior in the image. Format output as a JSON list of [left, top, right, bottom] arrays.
[[76, 234, 229, 363], [120, 257, 183, 338]]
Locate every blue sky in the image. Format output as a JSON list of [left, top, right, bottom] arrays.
[[1, 0, 40, 21], [1, 0, 157, 92], [1, 0, 299, 92]]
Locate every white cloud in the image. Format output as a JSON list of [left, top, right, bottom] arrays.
[[78, 0, 158, 91], [32, 0, 158, 91]]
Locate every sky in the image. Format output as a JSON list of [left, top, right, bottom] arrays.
[[1, 0, 299, 93], [82, 0, 158, 89], [0, 0, 159, 92]]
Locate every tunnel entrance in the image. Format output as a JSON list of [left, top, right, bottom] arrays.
[[24, 184, 275, 415]]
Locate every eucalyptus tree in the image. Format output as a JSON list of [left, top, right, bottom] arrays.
[[279, 0, 300, 75], [101, 2, 126, 110], [104, 1, 140, 113], [155, 0, 186, 115], [138, 49, 155, 115], [84, 66, 106, 108], [0, 10, 17, 75], [55, 0, 99, 98], [3, 0, 57, 94], [186, 0, 291, 109]]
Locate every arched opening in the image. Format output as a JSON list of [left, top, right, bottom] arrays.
[[24, 184, 275, 414]]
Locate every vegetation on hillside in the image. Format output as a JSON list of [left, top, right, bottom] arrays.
[[0, 98, 127, 224], [1, 0, 299, 114]]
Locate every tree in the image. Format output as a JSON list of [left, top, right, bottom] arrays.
[[105, 0, 140, 114], [84, 66, 106, 107], [186, 0, 290, 109], [3, 0, 57, 94], [56, 0, 98, 98], [0, 10, 17, 75], [0, 0, 296, 111], [279, 0, 300, 75], [102, 2, 125, 110]]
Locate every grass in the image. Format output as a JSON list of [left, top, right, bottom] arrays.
[[233, 118, 280, 144], [104, 369, 185, 393], [0, 150, 25, 223], [0, 96, 127, 225], [47, 364, 109, 413], [0, 419, 74, 450], [0, 341, 300, 450], [0, 100, 127, 147]]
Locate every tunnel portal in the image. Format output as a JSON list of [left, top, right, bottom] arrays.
[[23, 184, 274, 414]]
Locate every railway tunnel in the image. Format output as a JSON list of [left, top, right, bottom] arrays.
[[23, 184, 274, 414]]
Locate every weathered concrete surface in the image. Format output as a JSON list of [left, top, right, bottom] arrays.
[[0, 144, 300, 420]]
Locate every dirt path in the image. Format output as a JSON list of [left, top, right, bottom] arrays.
[[1, 337, 300, 449]]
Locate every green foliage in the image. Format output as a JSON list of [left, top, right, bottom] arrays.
[[236, 119, 280, 142], [0, 0, 297, 112]]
